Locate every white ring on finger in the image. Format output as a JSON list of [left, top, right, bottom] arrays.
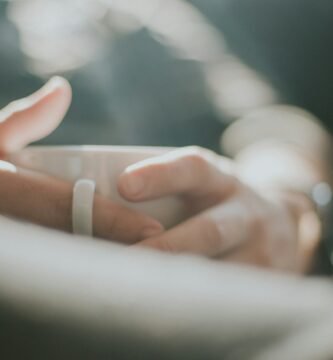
[[72, 179, 96, 237]]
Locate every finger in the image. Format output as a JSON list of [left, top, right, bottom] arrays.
[[0, 168, 74, 232], [0, 76, 72, 155], [93, 194, 164, 244], [118, 146, 236, 203], [0, 168, 163, 244], [136, 200, 248, 257]]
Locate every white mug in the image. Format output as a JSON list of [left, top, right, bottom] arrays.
[[8, 146, 187, 229]]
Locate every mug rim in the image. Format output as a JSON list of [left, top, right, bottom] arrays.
[[17, 145, 175, 154]]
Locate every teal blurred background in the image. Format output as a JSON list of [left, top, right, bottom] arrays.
[[1, 1, 332, 151]]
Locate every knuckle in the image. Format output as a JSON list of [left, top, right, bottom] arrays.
[[184, 151, 209, 173], [185, 146, 215, 162], [145, 161, 179, 191], [182, 146, 220, 180]]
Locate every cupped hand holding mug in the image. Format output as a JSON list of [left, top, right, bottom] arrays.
[[118, 146, 322, 272]]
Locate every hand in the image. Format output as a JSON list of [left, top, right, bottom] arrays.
[[118, 147, 320, 271], [0, 78, 163, 243]]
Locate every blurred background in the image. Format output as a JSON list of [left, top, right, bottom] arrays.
[[0, 0, 332, 152]]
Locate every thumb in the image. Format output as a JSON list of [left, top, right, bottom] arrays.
[[0, 76, 72, 155]]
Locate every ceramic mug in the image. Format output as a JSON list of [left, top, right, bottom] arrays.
[[8, 146, 187, 229]]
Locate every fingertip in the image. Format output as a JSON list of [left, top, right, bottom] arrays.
[[28, 76, 70, 103], [49, 75, 69, 88], [117, 171, 145, 201], [0, 76, 73, 155], [22, 76, 72, 126], [22, 77, 72, 140], [41, 76, 72, 107], [45, 76, 71, 93], [51, 76, 72, 100]]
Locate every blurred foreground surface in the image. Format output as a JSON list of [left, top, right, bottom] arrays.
[[1, 215, 333, 360]]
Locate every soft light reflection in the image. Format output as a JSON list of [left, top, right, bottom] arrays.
[[142, 0, 226, 62], [204, 61, 276, 118], [7, 0, 108, 74], [222, 106, 331, 158], [0, 160, 17, 173]]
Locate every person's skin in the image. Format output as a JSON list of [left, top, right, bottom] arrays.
[[0, 77, 164, 243], [0, 77, 323, 272], [117, 146, 322, 272]]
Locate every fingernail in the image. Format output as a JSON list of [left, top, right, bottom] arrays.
[[38, 76, 65, 98], [45, 76, 64, 91], [122, 174, 145, 197], [141, 225, 163, 239]]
